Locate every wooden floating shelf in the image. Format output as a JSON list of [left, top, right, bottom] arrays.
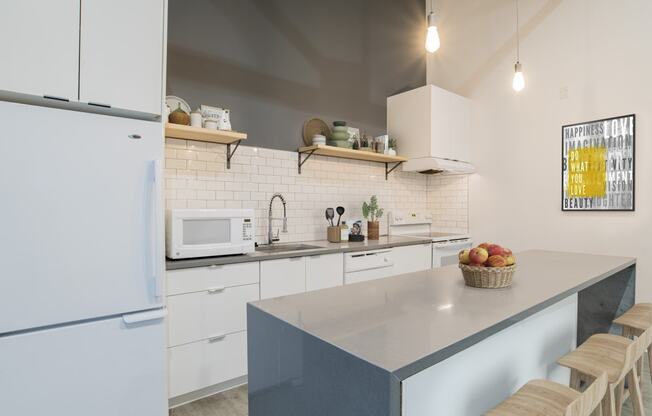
[[165, 123, 246, 144], [298, 144, 407, 163], [297, 144, 407, 180]]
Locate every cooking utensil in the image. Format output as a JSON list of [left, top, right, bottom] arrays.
[[303, 118, 331, 146], [325, 208, 335, 226], [336, 206, 345, 226]]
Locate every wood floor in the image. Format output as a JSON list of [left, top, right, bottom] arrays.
[[170, 357, 652, 416]]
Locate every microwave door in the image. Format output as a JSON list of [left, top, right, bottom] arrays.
[[182, 217, 232, 246]]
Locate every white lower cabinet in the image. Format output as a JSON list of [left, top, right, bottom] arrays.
[[166, 262, 259, 400], [168, 331, 248, 399], [392, 243, 433, 275], [260, 257, 307, 299], [306, 253, 344, 291], [167, 262, 259, 296], [166, 243, 434, 402], [167, 284, 259, 347]]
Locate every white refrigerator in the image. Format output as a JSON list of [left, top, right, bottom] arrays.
[[0, 101, 167, 415]]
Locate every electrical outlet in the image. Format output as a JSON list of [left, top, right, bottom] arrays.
[[559, 86, 569, 100]]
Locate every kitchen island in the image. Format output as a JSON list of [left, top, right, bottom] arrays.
[[247, 250, 635, 415]]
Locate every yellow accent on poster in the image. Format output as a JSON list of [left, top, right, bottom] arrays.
[[567, 147, 607, 197]]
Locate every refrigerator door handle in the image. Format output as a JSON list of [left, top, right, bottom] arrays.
[[122, 308, 167, 325], [151, 160, 164, 301]]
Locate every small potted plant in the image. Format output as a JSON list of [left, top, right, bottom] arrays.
[[360, 133, 373, 152], [388, 137, 397, 156], [362, 195, 384, 240]]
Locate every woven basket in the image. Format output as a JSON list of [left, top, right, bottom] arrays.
[[459, 264, 516, 289]]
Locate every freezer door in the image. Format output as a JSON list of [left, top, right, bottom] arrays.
[[0, 102, 164, 333], [0, 310, 167, 415]]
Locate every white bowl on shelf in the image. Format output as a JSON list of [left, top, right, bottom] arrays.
[[312, 134, 326, 145]]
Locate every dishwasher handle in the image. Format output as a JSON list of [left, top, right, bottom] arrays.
[[345, 250, 394, 273]]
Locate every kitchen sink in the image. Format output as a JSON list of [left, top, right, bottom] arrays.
[[255, 244, 322, 253]]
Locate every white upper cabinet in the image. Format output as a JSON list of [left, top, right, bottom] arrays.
[[0, 0, 80, 101], [80, 0, 165, 116]]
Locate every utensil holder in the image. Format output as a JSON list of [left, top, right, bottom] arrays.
[[327, 226, 341, 243]]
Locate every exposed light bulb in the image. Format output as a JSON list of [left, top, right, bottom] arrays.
[[512, 62, 525, 92], [425, 12, 440, 53]]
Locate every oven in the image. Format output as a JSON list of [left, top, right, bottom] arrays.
[[432, 238, 473, 268]]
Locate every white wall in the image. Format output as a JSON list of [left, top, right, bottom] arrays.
[[435, 1, 651, 300], [165, 139, 468, 244]]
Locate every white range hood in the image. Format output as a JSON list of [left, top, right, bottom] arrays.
[[403, 157, 474, 174], [387, 84, 475, 175]]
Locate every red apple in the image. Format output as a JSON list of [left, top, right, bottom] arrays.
[[459, 249, 471, 265], [503, 248, 513, 256], [478, 242, 491, 250], [469, 247, 489, 265], [486, 255, 508, 267], [487, 244, 507, 257]]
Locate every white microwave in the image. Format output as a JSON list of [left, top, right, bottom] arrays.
[[166, 209, 255, 259]]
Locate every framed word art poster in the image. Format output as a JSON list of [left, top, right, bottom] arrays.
[[562, 114, 635, 211]]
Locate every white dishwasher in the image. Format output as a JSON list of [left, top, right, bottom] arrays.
[[344, 249, 394, 284]]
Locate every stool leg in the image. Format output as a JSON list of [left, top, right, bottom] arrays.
[[626, 368, 645, 416], [648, 347, 652, 385], [592, 404, 604, 416], [614, 380, 625, 416], [602, 384, 616, 416], [570, 369, 581, 391]]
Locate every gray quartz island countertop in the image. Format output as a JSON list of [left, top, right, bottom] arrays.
[[166, 235, 432, 270], [249, 250, 635, 380]]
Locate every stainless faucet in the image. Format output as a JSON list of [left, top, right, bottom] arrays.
[[268, 193, 288, 244]]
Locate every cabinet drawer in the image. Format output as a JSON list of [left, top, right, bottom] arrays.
[[168, 331, 247, 398], [168, 284, 259, 347], [167, 262, 259, 295]]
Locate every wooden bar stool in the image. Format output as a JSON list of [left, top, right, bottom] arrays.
[[486, 371, 607, 416], [557, 328, 651, 416], [613, 303, 652, 385]]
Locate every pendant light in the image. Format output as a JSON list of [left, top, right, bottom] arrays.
[[425, 0, 440, 53], [512, 0, 525, 91]]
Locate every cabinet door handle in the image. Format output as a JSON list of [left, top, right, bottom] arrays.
[[207, 287, 225, 294], [208, 334, 226, 343], [43, 95, 70, 102], [88, 101, 111, 108]]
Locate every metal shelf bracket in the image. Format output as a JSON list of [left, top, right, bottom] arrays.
[[297, 149, 317, 174], [385, 161, 403, 180], [226, 140, 242, 169]]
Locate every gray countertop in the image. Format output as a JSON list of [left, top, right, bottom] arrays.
[[249, 250, 635, 379], [166, 235, 432, 270]]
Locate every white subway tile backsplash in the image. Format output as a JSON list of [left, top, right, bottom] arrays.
[[164, 141, 469, 243]]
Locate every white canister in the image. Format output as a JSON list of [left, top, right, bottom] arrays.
[[190, 109, 203, 127], [203, 119, 218, 130]]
